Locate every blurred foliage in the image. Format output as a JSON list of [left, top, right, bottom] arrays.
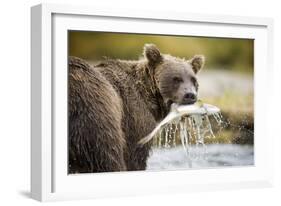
[[69, 31, 254, 73], [203, 91, 253, 115]]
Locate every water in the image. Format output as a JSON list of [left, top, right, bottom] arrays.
[[147, 144, 254, 170], [155, 113, 221, 160], [149, 108, 254, 170]]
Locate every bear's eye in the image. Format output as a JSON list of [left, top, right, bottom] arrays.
[[173, 77, 183, 83], [191, 77, 199, 88]]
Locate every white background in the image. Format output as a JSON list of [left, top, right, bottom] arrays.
[[0, 0, 280, 205]]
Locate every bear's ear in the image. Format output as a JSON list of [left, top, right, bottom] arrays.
[[190, 55, 205, 74], [143, 44, 162, 66]]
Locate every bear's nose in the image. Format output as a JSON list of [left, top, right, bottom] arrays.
[[183, 93, 197, 104], [184, 92, 196, 100]]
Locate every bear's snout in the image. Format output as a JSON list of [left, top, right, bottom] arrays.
[[181, 92, 197, 105]]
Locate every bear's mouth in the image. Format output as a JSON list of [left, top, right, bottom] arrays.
[[181, 99, 197, 105], [166, 99, 196, 108]]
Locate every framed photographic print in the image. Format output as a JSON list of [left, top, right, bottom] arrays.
[[31, 3, 274, 201]]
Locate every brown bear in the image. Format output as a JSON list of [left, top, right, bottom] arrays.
[[68, 44, 204, 173]]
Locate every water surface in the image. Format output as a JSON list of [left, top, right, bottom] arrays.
[[147, 144, 254, 170]]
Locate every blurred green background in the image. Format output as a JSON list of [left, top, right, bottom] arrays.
[[69, 31, 254, 145], [69, 31, 253, 73]]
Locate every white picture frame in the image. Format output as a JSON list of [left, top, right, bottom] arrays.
[[31, 3, 274, 202]]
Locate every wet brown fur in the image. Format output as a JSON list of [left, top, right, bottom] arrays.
[[68, 44, 204, 173]]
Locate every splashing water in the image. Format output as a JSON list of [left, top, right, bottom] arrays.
[[139, 103, 225, 168], [158, 113, 223, 167]]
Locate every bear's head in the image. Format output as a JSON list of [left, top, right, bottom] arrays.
[[143, 44, 205, 107]]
